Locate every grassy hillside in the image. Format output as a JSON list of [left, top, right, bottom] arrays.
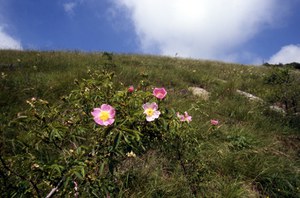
[[1, 50, 299, 197]]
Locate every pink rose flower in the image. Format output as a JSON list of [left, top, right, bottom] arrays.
[[91, 104, 115, 126], [177, 111, 192, 123], [210, 119, 219, 126], [142, 102, 161, 121], [153, 87, 167, 100], [128, 85, 134, 93]]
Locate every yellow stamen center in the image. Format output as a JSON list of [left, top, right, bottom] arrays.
[[99, 111, 110, 121], [145, 108, 154, 116]]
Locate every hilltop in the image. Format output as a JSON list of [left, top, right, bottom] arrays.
[[0, 50, 299, 197]]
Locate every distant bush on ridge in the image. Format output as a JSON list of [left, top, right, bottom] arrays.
[[263, 62, 300, 70]]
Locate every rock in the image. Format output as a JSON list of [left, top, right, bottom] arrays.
[[188, 87, 210, 100], [236, 90, 287, 114], [269, 105, 286, 115], [236, 90, 263, 102], [188, 87, 288, 116]]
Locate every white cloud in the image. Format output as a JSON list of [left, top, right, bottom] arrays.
[[0, 1, 22, 50], [113, 0, 282, 62], [0, 26, 22, 50], [63, 2, 77, 16], [268, 44, 300, 64]]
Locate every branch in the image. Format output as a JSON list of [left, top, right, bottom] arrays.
[[45, 176, 65, 198]]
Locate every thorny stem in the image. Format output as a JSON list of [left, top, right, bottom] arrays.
[[175, 137, 198, 197]]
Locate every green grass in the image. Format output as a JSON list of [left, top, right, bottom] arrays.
[[1, 50, 300, 197]]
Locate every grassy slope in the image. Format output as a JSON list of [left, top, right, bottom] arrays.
[[1, 50, 299, 197]]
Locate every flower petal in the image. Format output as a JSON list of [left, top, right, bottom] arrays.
[[92, 105, 115, 126], [153, 88, 167, 99], [91, 108, 101, 117], [142, 103, 151, 110], [149, 102, 158, 110]]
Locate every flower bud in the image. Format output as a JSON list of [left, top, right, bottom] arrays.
[[128, 85, 134, 93]]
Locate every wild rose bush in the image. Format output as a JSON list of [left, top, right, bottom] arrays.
[[2, 69, 193, 197]]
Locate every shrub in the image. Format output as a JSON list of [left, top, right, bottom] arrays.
[[264, 67, 300, 114], [263, 67, 300, 128], [1, 69, 192, 197]]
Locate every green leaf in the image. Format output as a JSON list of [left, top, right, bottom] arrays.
[[123, 135, 131, 145], [49, 164, 64, 176], [81, 166, 85, 178], [74, 171, 83, 180], [63, 176, 71, 189], [113, 132, 122, 150], [99, 162, 105, 175], [120, 127, 142, 140]]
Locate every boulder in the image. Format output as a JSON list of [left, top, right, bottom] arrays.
[[236, 90, 263, 103], [269, 105, 286, 115], [188, 87, 210, 100]]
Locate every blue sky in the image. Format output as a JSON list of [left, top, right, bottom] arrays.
[[1, 0, 300, 65]]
